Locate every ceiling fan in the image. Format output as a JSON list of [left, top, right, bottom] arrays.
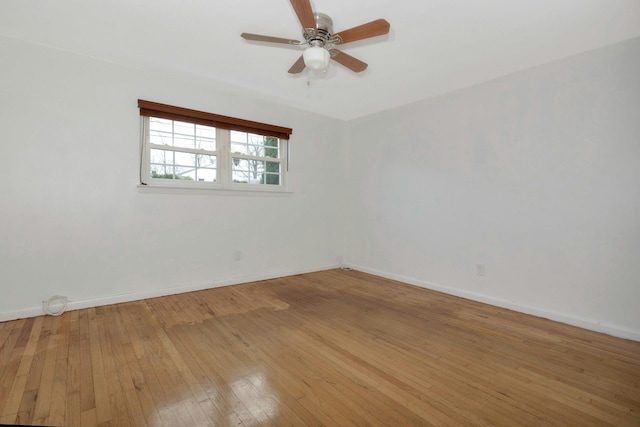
[[241, 0, 390, 74]]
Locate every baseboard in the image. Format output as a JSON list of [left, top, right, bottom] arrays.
[[347, 263, 640, 342], [0, 263, 339, 323], [6, 263, 638, 342]]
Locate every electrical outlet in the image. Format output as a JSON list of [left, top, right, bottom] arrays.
[[476, 263, 485, 276], [234, 250, 242, 261]]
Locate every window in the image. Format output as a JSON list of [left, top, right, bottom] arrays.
[[138, 100, 292, 191], [148, 117, 218, 183]]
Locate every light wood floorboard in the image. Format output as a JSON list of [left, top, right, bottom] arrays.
[[0, 269, 639, 426]]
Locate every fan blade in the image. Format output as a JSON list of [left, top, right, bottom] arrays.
[[241, 33, 301, 45], [290, 0, 316, 32], [288, 55, 306, 74], [330, 49, 368, 73], [333, 19, 390, 44]]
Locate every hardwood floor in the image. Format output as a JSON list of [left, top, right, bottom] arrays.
[[0, 270, 639, 426]]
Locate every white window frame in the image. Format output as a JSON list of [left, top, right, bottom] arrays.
[[138, 100, 291, 193]]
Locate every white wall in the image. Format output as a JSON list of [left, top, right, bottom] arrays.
[[344, 37, 640, 340], [2, 34, 639, 341], [0, 36, 346, 319]]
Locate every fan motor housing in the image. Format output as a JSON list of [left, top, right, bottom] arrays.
[[304, 13, 334, 45]]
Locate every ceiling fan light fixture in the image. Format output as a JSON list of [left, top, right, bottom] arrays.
[[303, 46, 329, 70], [241, 0, 391, 75]]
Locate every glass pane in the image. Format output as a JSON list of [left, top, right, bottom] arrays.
[[149, 117, 172, 133], [265, 146, 278, 159], [196, 154, 216, 168], [150, 164, 174, 179], [175, 166, 196, 181], [173, 121, 195, 136], [265, 160, 280, 185], [264, 136, 279, 158], [230, 130, 247, 144], [266, 161, 280, 173], [150, 148, 172, 164], [149, 129, 172, 146], [174, 134, 195, 149], [196, 137, 216, 151], [196, 125, 216, 139], [249, 159, 265, 174], [247, 135, 264, 157], [231, 142, 249, 156], [265, 173, 280, 185], [246, 143, 265, 157], [198, 141, 216, 151], [233, 170, 250, 184], [174, 151, 196, 167], [231, 158, 245, 172], [196, 168, 216, 182]]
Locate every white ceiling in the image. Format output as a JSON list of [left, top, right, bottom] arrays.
[[2, 0, 640, 121]]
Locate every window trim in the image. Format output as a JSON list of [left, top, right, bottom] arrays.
[[138, 100, 292, 192], [138, 100, 292, 140]]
